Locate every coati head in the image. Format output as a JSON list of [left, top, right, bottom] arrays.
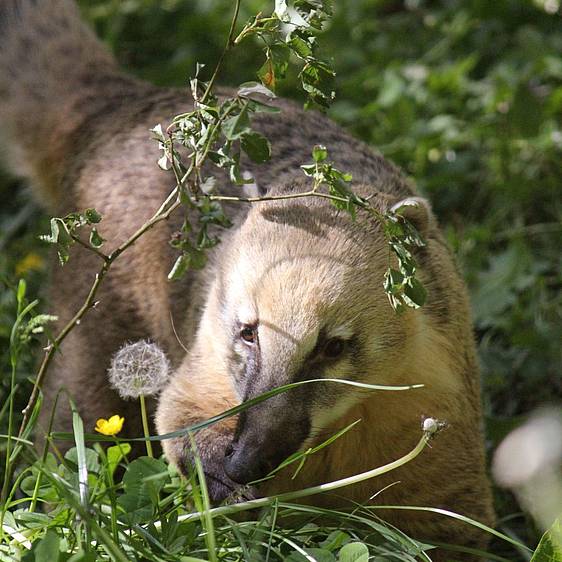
[[157, 180, 439, 493]]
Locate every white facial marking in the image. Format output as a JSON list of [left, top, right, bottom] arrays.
[[327, 325, 354, 340]]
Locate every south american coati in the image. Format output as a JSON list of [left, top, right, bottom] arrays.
[[0, 1, 495, 557]]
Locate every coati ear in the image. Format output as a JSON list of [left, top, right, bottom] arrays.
[[390, 196, 435, 237]]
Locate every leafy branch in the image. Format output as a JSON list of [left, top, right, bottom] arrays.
[[18, 189, 181, 436], [23, 0, 426, 442]]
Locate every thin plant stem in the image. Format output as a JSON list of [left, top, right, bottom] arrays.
[[0, 359, 18, 533], [139, 394, 153, 458], [201, 0, 241, 103], [209, 190, 386, 222], [70, 233, 109, 262], [0, 287, 36, 515], [30, 391, 64, 513]]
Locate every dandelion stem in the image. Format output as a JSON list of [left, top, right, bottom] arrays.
[[139, 394, 153, 458]]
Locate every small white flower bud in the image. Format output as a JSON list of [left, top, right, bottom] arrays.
[[422, 417, 446, 435], [422, 417, 438, 434], [108, 340, 170, 399]]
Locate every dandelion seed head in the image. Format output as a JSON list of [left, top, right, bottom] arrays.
[[108, 340, 170, 399]]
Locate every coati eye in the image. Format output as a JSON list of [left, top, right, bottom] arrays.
[[323, 337, 346, 358], [240, 325, 257, 345]]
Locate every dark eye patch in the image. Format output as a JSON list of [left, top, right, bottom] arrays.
[[323, 337, 346, 358], [308, 328, 356, 363]]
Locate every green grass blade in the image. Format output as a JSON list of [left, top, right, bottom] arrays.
[[367, 505, 532, 553], [52, 377, 423, 443], [70, 400, 89, 509]]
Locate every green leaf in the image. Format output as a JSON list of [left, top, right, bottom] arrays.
[[39, 217, 61, 244], [404, 277, 427, 308], [158, 154, 171, 170], [168, 253, 191, 280], [65, 446, 100, 475], [338, 542, 369, 562], [71, 407, 89, 508], [320, 530, 351, 551], [313, 144, 328, 162], [383, 268, 404, 293], [300, 163, 317, 177], [118, 457, 169, 525], [258, 58, 276, 90], [241, 131, 271, 163], [107, 443, 131, 478], [246, 99, 281, 113], [300, 60, 335, 108], [84, 208, 102, 224], [89, 227, 104, 248], [289, 31, 313, 59], [188, 247, 208, 269], [531, 519, 562, 562], [200, 176, 217, 194], [28, 530, 60, 562], [222, 105, 251, 140], [274, 0, 289, 21], [258, 44, 290, 90], [40, 218, 73, 265], [237, 81, 276, 101], [16, 279, 26, 306]]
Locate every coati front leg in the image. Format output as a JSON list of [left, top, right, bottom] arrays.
[[156, 352, 250, 503]]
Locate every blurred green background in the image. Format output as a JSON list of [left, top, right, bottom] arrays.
[[1, 0, 560, 554]]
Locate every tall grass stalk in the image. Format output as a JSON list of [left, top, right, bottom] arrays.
[[1, 281, 35, 527]]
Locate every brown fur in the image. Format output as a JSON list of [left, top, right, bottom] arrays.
[[1, 1, 494, 558]]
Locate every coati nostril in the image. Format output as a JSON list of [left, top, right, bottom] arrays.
[[224, 443, 235, 458]]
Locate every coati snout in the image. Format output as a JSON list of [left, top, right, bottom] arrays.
[[224, 394, 311, 484], [161, 185, 425, 496]]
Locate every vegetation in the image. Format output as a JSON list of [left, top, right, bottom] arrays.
[[1, 0, 560, 560]]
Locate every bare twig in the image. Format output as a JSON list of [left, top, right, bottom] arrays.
[[201, 0, 241, 104], [70, 233, 109, 262], [210, 189, 386, 222]]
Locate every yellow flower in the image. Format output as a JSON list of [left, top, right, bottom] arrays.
[[15, 253, 45, 276], [95, 415, 124, 436]]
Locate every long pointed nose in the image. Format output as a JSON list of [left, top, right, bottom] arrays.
[[223, 400, 311, 485], [224, 440, 276, 484]]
